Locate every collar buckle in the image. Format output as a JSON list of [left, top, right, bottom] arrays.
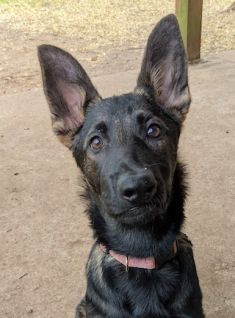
[[125, 255, 129, 272]]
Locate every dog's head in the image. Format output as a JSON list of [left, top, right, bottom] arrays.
[[38, 15, 190, 225]]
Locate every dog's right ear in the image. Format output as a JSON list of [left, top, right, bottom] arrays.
[[38, 45, 101, 148]]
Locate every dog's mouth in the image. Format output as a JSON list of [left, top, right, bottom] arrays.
[[129, 199, 159, 213], [114, 198, 164, 224]]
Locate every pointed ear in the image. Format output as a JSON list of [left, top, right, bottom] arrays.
[[136, 14, 191, 122], [38, 45, 101, 148]]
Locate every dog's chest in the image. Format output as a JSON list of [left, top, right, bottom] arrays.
[[113, 266, 180, 317], [87, 249, 182, 317]]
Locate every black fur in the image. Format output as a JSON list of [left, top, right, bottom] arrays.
[[38, 14, 204, 318]]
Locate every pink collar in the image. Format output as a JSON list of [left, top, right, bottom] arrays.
[[100, 241, 177, 271]]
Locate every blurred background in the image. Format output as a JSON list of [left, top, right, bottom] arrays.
[[0, 0, 234, 95]]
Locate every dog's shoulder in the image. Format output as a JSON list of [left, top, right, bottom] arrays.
[[176, 232, 193, 256], [177, 232, 192, 248]]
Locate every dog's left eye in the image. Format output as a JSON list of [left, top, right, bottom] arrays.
[[89, 136, 104, 151], [147, 124, 161, 138]]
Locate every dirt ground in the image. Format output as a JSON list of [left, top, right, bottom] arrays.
[[1, 51, 235, 318], [0, 1, 235, 318]]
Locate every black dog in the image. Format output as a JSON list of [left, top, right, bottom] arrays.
[[38, 14, 204, 318]]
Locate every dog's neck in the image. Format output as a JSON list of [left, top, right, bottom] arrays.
[[85, 163, 186, 258]]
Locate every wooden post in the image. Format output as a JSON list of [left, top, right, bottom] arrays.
[[176, 0, 203, 62]]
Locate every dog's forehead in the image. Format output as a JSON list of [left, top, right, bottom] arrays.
[[97, 93, 146, 112], [86, 93, 153, 126]]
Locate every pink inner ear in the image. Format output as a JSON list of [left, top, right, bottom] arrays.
[[159, 63, 176, 106], [58, 81, 86, 130], [152, 57, 188, 110]]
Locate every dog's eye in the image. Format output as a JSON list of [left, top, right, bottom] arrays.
[[90, 136, 104, 151], [147, 124, 161, 138]]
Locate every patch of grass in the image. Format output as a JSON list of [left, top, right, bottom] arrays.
[[0, 0, 234, 54], [0, 0, 63, 5], [0, 0, 174, 51]]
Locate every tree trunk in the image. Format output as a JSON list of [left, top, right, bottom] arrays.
[[225, 2, 235, 12]]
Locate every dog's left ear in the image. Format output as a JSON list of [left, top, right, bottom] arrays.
[[136, 14, 190, 122]]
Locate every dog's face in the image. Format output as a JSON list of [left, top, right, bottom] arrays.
[[38, 15, 190, 225], [72, 94, 181, 224]]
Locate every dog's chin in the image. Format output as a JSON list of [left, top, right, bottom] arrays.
[[113, 204, 165, 225]]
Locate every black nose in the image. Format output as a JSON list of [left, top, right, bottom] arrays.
[[118, 170, 157, 204]]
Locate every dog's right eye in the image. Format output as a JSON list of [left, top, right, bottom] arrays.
[[89, 136, 104, 151], [147, 124, 161, 138]]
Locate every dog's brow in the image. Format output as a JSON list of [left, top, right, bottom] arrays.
[[136, 112, 145, 124], [136, 111, 153, 123], [135, 111, 168, 130], [94, 121, 107, 133]]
